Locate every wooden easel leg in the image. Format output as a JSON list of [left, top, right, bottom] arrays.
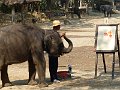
[[117, 39, 120, 68], [118, 49, 120, 68], [112, 53, 115, 79], [118, 51, 120, 68], [95, 53, 98, 78], [102, 53, 106, 73]]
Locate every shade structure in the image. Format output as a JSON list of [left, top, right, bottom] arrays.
[[115, 0, 120, 1], [2, 0, 41, 5]]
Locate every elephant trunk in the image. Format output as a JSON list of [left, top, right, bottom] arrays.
[[62, 36, 73, 53]]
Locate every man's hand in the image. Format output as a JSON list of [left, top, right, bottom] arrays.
[[60, 32, 66, 37]]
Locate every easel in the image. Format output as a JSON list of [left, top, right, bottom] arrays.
[[94, 24, 120, 79]]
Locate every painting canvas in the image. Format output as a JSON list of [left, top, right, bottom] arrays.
[[95, 24, 118, 52]]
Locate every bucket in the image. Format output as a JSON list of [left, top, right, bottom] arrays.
[[57, 71, 71, 79]]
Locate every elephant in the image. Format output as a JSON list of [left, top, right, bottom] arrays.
[[0, 24, 73, 88], [68, 7, 81, 18], [100, 5, 113, 17]]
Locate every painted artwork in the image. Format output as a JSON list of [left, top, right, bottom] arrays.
[[95, 25, 118, 52]]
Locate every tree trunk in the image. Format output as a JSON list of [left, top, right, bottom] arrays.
[[65, 0, 70, 18], [46, 0, 51, 10], [74, 0, 79, 8], [80, 0, 82, 7], [21, 4, 27, 24]]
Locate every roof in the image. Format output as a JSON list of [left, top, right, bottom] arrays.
[[2, 0, 41, 5], [115, 0, 120, 2]]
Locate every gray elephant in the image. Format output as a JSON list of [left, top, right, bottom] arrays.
[[100, 5, 113, 17], [0, 24, 73, 88], [68, 7, 81, 18]]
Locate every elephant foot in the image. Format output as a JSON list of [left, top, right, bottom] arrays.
[[38, 82, 48, 87], [2, 82, 13, 87], [28, 80, 38, 85]]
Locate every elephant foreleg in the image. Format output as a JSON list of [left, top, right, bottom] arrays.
[[77, 13, 81, 18], [105, 11, 107, 17], [110, 12, 112, 17], [1, 65, 13, 87], [107, 12, 109, 17], [103, 11, 106, 17], [32, 50, 48, 87], [28, 55, 37, 85]]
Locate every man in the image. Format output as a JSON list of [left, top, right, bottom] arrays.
[[49, 20, 65, 83]]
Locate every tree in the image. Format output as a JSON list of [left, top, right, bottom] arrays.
[[74, 0, 79, 8], [46, 0, 51, 10]]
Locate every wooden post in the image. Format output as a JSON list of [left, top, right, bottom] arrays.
[[38, 2, 40, 12], [117, 31, 120, 67], [95, 53, 98, 78], [80, 0, 82, 7], [21, 3, 27, 24], [11, 5, 15, 24], [102, 53, 106, 73], [65, 0, 70, 18], [112, 0, 114, 6], [21, 6, 25, 24], [112, 52, 115, 79]]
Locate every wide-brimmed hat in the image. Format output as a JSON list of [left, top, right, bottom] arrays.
[[53, 20, 61, 26]]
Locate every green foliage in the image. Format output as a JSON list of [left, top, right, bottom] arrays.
[[40, 0, 61, 11], [0, 4, 12, 13], [0, 0, 114, 14], [40, 0, 47, 11]]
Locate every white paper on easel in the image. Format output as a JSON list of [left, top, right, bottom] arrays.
[[96, 26, 116, 51]]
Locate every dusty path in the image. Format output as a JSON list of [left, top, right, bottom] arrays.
[[1, 12, 120, 90]]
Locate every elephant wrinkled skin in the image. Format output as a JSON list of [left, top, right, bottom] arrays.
[[0, 24, 73, 88]]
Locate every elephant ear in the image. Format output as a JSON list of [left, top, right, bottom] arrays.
[[44, 34, 52, 52]]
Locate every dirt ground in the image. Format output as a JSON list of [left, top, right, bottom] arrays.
[[1, 11, 120, 90]]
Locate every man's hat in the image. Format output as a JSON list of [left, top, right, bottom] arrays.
[[53, 20, 61, 26]]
